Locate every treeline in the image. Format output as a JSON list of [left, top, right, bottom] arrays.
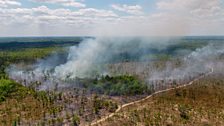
[[0, 41, 79, 50], [0, 38, 80, 79], [0, 47, 67, 79]]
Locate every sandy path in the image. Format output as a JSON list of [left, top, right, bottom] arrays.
[[90, 68, 213, 126]]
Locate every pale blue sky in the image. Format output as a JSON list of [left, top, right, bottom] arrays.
[[17, 0, 157, 13], [0, 0, 223, 36]]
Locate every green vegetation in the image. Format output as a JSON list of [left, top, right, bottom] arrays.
[[0, 41, 120, 125], [0, 43, 69, 125], [0, 78, 61, 126], [0, 37, 223, 125], [0, 40, 77, 79], [0, 47, 64, 62], [0, 79, 16, 102], [0, 79, 36, 103], [72, 114, 80, 126], [82, 75, 151, 96], [93, 94, 118, 114], [0, 37, 82, 50], [0, 47, 66, 79]]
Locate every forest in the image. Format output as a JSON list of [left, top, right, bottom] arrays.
[[0, 37, 223, 125]]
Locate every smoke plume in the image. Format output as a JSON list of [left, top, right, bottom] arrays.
[[7, 37, 224, 90]]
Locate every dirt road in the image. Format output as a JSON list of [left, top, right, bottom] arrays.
[[90, 68, 213, 126]]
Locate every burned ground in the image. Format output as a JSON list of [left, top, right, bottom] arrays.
[[0, 37, 224, 125]]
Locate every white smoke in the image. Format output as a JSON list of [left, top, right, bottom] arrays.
[[6, 37, 224, 90], [52, 37, 173, 79], [148, 42, 224, 83]]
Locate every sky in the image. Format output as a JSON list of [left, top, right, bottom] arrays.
[[0, 0, 224, 37]]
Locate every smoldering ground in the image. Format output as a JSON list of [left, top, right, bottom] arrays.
[[6, 37, 224, 91]]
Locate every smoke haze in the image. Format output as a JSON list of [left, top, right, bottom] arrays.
[[6, 37, 224, 90]]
